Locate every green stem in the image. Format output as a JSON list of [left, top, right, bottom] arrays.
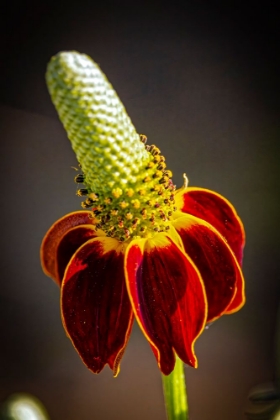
[[162, 356, 189, 420]]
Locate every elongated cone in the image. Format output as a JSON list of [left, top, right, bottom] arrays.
[[46, 51, 149, 195]]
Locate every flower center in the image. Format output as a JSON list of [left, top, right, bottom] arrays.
[[46, 51, 177, 241], [76, 135, 177, 241]]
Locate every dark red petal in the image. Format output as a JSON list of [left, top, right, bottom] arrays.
[[175, 187, 245, 265], [56, 225, 98, 285], [125, 235, 207, 375], [40, 211, 95, 283], [61, 237, 133, 376], [172, 215, 245, 322]]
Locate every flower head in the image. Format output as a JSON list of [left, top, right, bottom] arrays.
[[41, 51, 245, 376]]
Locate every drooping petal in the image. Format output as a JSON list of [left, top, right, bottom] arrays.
[[175, 187, 245, 265], [125, 234, 207, 375], [172, 215, 245, 322], [61, 236, 133, 376], [56, 225, 99, 284], [40, 211, 95, 284]]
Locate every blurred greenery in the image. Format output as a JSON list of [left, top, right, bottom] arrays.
[[0, 393, 50, 420]]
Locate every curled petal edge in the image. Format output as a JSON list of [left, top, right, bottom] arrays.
[[173, 214, 245, 318], [61, 236, 133, 376], [124, 234, 208, 374], [40, 211, 95, 283], [55, 224, 101, 285], [174, 186, 245, 266]]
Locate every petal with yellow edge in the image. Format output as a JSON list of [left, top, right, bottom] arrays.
[[56, 224, 100, 285], [125, 234, 207, 375], [175, 187, 245, 265], [40, 211, 95, 283], [172, 215, 245, 322], [61, 236, 133, 376]]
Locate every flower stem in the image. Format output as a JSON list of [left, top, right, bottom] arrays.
[[162, 356, 189, 420]]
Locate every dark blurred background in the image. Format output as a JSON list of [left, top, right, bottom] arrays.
[[0, 1, 279, 419]]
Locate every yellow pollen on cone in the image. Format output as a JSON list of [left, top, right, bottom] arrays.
[[46, 52, 177, 242]]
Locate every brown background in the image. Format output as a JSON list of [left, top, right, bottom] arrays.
[[0, 1, 279, 419]]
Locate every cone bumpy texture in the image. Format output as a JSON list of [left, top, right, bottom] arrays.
[[46, 52, 176, 240], [46, 51, 149, 194], [42, 51, 245, 378]]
